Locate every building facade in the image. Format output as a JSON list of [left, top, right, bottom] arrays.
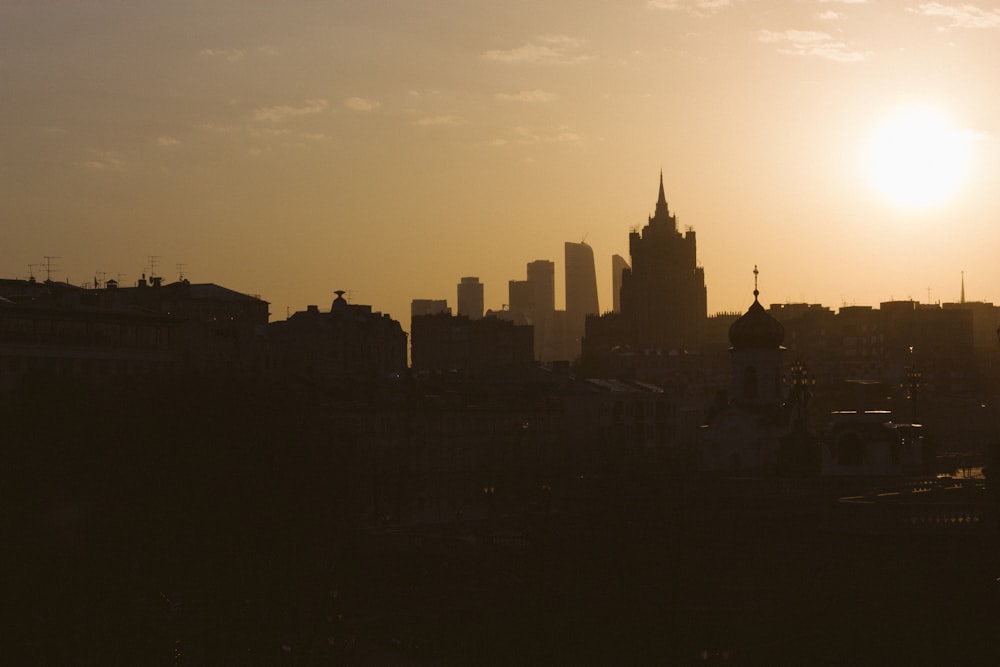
[[457, 277, 484, 320], [565, 241, 599, 359]]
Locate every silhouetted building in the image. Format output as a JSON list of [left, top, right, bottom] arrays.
[[116, 278, 270, 373], [701, 278, 791, 473], [565, 241, 599, 359], [272, 290, 406, 388], [611, 254, 629, 313], [527, 260, 555, 315], [509, 260, 568, 362], [410, 312, 534, 373], [582, 173, 708, 374], [822, 406, 924, 476], [457, 277, 484, 320], [619, 172, 707, 350], [0, 278, 176, 392], [411, 299, 451, 317]]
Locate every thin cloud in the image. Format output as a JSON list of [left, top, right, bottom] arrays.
[[817, 0, 867, 4], [253, 99, 328, 122], [483, 35, 590, 65], [512, 125, 583, 145], [495, 90, 558, 103], [647, 0, 732, 14], [911, 3, 1000, 29], [200, 48, 246, 63], [344, 97, 381, 112], [198, 123, 242, 134], [758, 29, 869, 62], [156, 136, 179, 147], [79, 151, 124, 170], [414, 115, 465, 127], [817, 11, 843, 20]]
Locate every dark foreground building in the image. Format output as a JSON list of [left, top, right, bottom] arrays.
[[410, 311, 534, 373], [270, 290, 406, 389]]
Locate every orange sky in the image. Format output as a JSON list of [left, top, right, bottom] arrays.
[[3, 1, 999, 329]]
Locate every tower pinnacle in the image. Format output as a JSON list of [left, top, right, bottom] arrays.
[[653, 170, 670, 222]]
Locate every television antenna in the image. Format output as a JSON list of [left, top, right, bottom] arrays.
[[147, 255, 161, 279], [42, 256, 59, 281]]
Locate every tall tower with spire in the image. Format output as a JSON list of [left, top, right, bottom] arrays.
[[617, 171, 707, 350]]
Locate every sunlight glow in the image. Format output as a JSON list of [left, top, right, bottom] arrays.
[[865, 106, 973, 210]]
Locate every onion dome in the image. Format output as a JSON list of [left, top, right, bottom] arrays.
[[728, 267, 784, 348]]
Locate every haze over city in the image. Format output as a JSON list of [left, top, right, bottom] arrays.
[[4, 0, 1000, 324], [8, 4, 1000, 663]]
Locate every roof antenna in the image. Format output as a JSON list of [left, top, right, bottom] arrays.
[[43, 256, 59, 282]]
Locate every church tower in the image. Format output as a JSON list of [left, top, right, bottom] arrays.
[[728, 267, 785, 407]]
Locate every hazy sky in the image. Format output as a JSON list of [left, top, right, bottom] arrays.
[[3, 0, 999, 327]]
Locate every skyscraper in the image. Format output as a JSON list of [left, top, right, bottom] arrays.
[[526, 260, 555, 316], [618, 171, 707, 349], [581, 172, 708, 374], [611, 254, 629, 313], [508, 259, 566, 361], [508, 279, 533, 325], [565, 241, 599, 353], [457, 276, 484, 320]]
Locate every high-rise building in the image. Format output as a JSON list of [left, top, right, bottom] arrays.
[[457, 276, 484, 320], [526, 260, 555, 316], [565, 241, 599, 355], [581, 173, 708, 375], [611, 254, 629, 313], [509, 260, 567, 362], [618, 171, 707, 350], [507, 280, 533, 325]]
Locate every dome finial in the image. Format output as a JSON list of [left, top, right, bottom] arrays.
[[753, 265, 759, 300]]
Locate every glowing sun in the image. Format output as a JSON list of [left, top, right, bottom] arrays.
[[865, 105, 972, 210]]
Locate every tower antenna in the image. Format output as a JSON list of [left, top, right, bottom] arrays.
[[960, 271, 965, 304], [147, 255, 161, 279], [42, 256, 59, 282]]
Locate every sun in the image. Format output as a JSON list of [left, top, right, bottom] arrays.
[[865, 105, 972, 210]]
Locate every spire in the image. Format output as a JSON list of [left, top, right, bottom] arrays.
[[729, 265, 784, 349], [961, 271, 965, 304], [652, 169, 670, 223]]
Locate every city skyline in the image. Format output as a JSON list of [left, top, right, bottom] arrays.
[[3, 1, 1000, 326]]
